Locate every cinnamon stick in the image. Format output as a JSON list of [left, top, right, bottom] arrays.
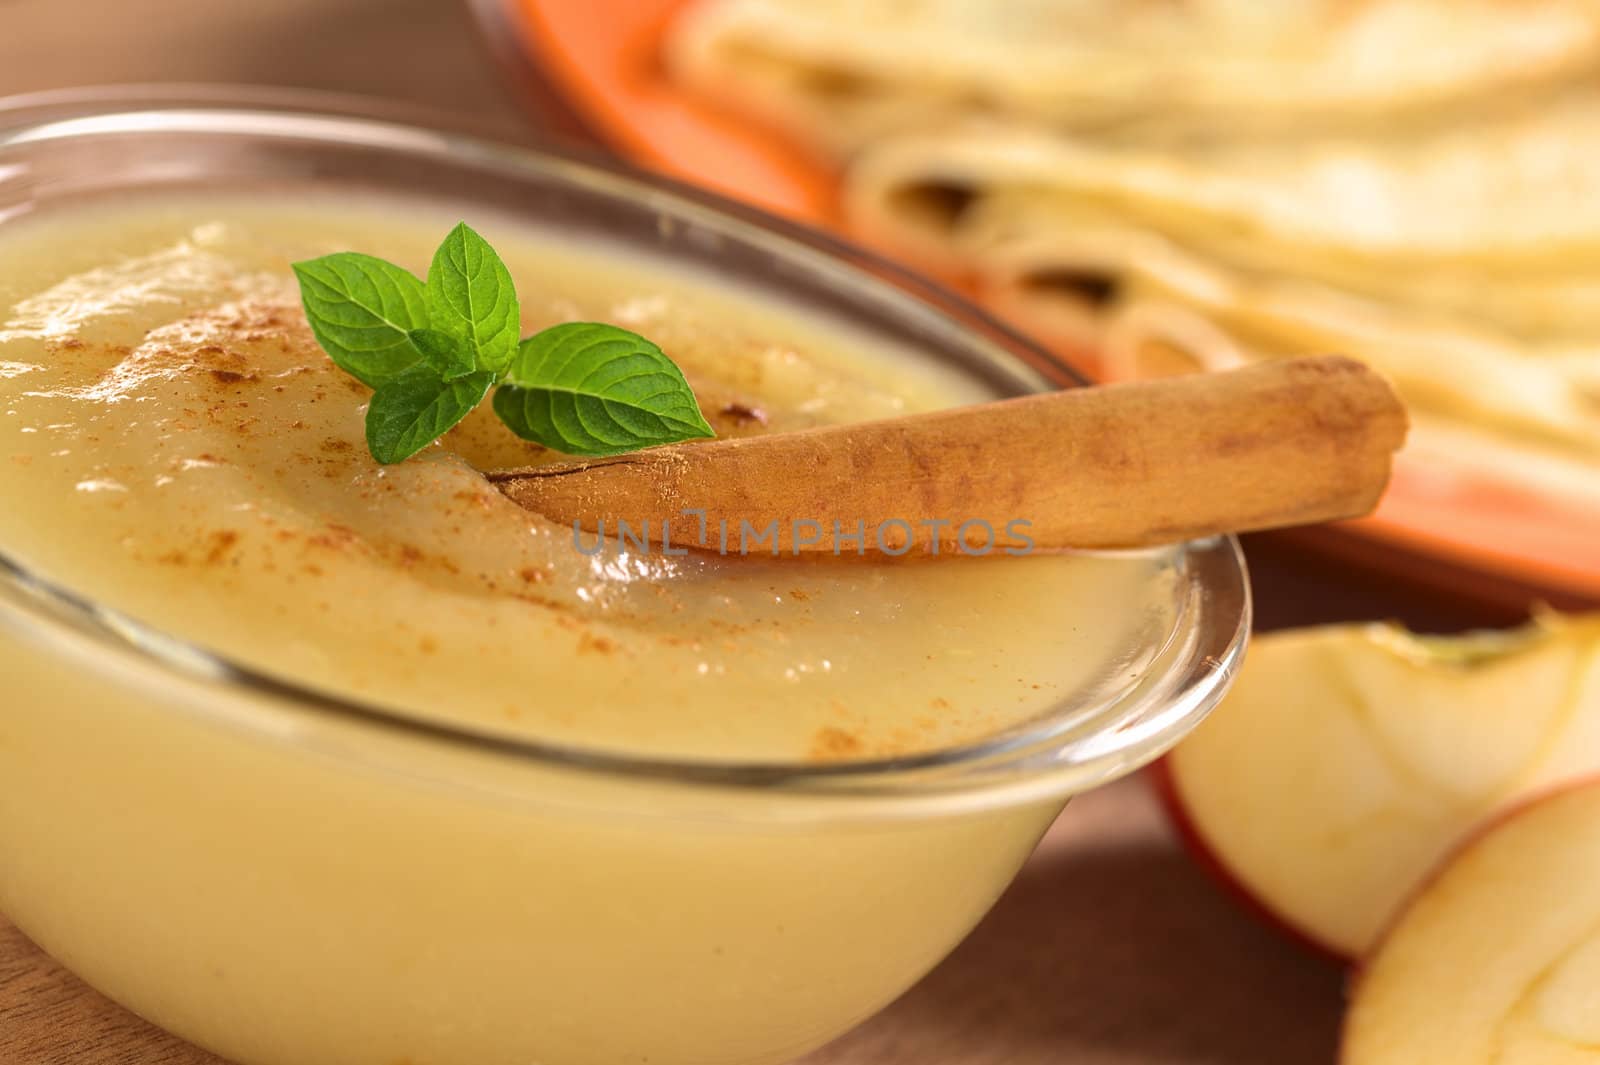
[[487, 356, 1407, 555]]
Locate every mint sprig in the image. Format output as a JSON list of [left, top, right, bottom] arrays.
[[408, 328, 476, 381], [495, 322, 715, 456], [292, 223, 715, 464], [425, 223, 520, 376], [290, 252, 428, 388], [367, 366, 496, 465]]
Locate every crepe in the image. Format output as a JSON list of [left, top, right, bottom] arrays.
[[669, 0, 1600, 157], [841, 88, 1600, 483], [671, 0, 1600, 506]]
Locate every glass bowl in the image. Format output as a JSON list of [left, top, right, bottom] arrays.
[[0, 87, 1250, 1065]]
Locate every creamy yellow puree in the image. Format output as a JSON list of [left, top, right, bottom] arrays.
[[0, 194, 1177, 762], [0, 192, 1178, 1065]]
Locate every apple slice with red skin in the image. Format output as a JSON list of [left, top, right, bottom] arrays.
[[1149, 759, 1346, 962], [1342, 776, 1600, 1063], [1162, 614, 1600, 959]]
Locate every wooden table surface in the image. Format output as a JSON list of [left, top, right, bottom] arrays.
[[0, 1, 1520, 1062]]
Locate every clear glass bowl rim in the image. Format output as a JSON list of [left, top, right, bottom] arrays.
[[0, 85, 1252, 814]]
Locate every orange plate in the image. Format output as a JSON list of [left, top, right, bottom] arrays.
[[485, 0, 1600, 608]]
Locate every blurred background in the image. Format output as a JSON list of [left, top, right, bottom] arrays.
[[1, 2, 518, 121], [2, 2, 1597, 1063]]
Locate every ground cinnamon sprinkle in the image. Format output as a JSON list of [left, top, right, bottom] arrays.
[[808, 725, 864, 761], [577, 631, 617, 656], [157, 527, 242, 568], [307, 522, 361, 552], [204, 529, 240, 564]]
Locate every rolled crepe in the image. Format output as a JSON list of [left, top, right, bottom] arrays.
[[843, 92, 1600, 469], [672, 0, 1600, 505], [669, 0, 1600, 157], [847, 89, 1600, 273], [1102, 300, 1600, 514]]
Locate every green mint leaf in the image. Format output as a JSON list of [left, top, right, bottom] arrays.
[[426, 223, 520, 376], [408, 328, 476, 380], [291, 253, 428, 388], [493, 321, 715, 456], [299, 228, 708, 466], [365, 365, 495, 465]]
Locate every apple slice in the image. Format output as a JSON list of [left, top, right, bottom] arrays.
[[1162, 613, 1600, 958], [1343, 777, 1600, 1063]]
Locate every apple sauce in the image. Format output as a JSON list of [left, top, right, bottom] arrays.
[[0, 194, 1181, 761], [0, 191, 1183, 1065]]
